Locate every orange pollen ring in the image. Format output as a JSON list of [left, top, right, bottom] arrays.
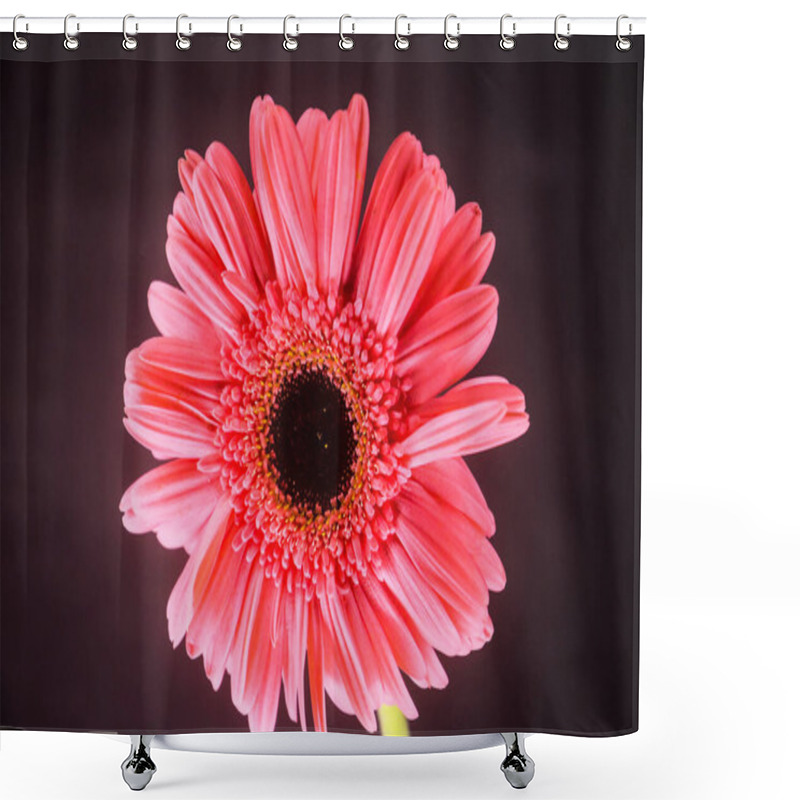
[[255, 347, 370, 534], [214, 288, 412, 590]]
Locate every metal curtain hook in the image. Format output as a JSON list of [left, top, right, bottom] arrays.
[[500, 14, 516, 50], [339, 14, 354, 50], [122, 14, 138, 51], [554, 14, 570, 51], [616, 14, 632, 51], [283, 15, 298, 51], [176, 14, 191, 50], [12, 14, 29, 51], [444, 14, 460, 51], [394, 15, 410, 50], [227, 15, 242, 51], [64, 13, 79, 50]]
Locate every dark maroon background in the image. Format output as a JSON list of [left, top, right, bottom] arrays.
[[1, 34, 642, 735]]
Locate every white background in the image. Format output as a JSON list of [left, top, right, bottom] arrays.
[[2, 1, 799, 798]]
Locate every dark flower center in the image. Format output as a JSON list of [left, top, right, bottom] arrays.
[[270, 368, 357, 512]]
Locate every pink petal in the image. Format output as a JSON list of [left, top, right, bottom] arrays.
[[231, 573, 281, 718], [174, 154, 219, 260], [125, 343, 222, 414], [166, 222, 246, 336], [120, 459, 222, 553], [123, 379, 216, 428], [400, 467, 506, 599], [360, 571, 448, 689], [306, 602, 327, 731], [221, 271, 260, 314], [227, 565, 267, 713], [281, 589, 308, 728], [249, 95, 318, 297], [400, 401, 505, 468], [196, 453, 224, 474], [166, 498, 232, 648], [123, 405, 216, 461], [358, 572, 428, 683], [392, 528, 492, 653], [375, 540, 469, 657], [136, 336, 223, 382], [185, 521, 252, 687], [314, 96, 369, 297], [191, 143, 274, 289], [317, 632, 356, 719], [348, 585, 419, 719], [358, 166, 449, 337], [124, 390, 216, 458], [411, 457, 496, 539], [401, 379, 529, 467], [202, 555, 256, 691], [318, 590, 377, 732], [349, 132, 423, 292], [314, 110, 356, 295], [342, 94, 369, 284], [397, 285, 498, 406], [247, 631, 284, 732], [332, 593, 417, 722], [378, 477, 503, 659], [404, 203, 495, 328], [178, 148, 203, 197], [147, 281, 220, 350], [420, 375, 528, 417], [397, 485, 489, 610], [297, 107, 330, 190]]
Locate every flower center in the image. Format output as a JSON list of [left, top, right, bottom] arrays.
[[216, 287, 413, 594], [270, 368, 357, 511]]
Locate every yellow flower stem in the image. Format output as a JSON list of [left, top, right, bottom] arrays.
[[378, 704, 409, 736]]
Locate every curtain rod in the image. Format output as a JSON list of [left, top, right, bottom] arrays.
[[1, 16, 646, 37]]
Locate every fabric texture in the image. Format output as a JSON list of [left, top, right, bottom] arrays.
[[0, 33, 643, 737]]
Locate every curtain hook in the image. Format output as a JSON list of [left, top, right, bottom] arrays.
[[64, 13, 79, 51], [176, 14, 191, 50], [394, 15, 410, 50], [616, 15, 632, 51], [122, 14, 138, 51], [339, 15, 355, 50], [227, 15, 242, 51], [12, 14, 29, 51], [500, 14, 516, 50], [554, 14, 570, 51], [444, 14, 460, 51], [283, 15, 298, 51]]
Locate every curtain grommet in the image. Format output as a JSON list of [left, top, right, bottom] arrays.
[[283, 15, 299, 51], [500, 14, 516, 50], [394, 15, 410, 50], [339, 14, 355, 50], [227, 15, 242, 51], [554, 14, 570, 51], [12, 14, 29, 51], [616, 15, 632, 51], [444, 14, 460, 51], [122, 14, 138, 51], [63, 13, 79, 51], [176, 14, 191, 50]]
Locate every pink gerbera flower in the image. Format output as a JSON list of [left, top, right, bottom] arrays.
[[121, 93, 529, 733]]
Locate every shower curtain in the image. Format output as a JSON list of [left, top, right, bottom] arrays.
[[0, 29, 643, 738]]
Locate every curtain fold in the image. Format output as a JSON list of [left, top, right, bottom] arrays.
[[1, 32, 643, 737]]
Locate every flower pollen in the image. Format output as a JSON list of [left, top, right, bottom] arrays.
[[216, 286, 412, 598]]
